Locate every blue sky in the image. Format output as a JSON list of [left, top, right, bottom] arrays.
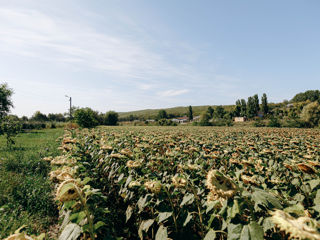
[[1, 0, 319, 117]]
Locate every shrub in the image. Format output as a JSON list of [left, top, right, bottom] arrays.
[[103, 111, 119, 126], [157, 119, 177, 126], [254, 119, 266, 127], [268, 116, 281, 128], [0, 116, 22, 147], [74, 108, 99, 128]]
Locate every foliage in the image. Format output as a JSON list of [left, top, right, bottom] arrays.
[[198, 112, 211, 126], [234, 100, 241, 117], [104, 111, 119, 126], [31, 111, 48, 122], [74, 108, 99, 128], [300, 101, 320, 127], [157, 110, 168, 120], [207, 106, 214, 118], [215, 106, 225, 119], [268, 116, 281, 128], [0, 83, 14, 120], [240, 99, 247, 117], [292, 90, 320, 103], [261, 93, 269, 115], [188, 106, 193, 121], [0, 116, 22, 147], [253, 119, 266, 127], [38, 126, 320, 240], [157, 119, 177, 126]]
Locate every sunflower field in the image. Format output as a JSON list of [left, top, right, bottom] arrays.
[[14, 126, 320, 240]]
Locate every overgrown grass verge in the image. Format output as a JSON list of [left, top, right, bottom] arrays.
[[0, 128, 64, 238]]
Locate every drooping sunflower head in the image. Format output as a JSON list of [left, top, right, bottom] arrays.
[[270, 209, 320, 240], [206, 170, 238, 199], [172, 175, 187, 188], [56, 179, 79, 202], [4, 233, 33, 240], [144, 181, 162, 194], [126, 160, 142, 168]]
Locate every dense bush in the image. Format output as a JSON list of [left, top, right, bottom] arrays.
[[74, 108, 99, 128], [103, 111, 119, 126], [267, 116, 281, 128], [157, 119, 177, 126]]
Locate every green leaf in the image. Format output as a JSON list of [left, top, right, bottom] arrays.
[[94, 221, 106, 231], [82, 177, 91, 185], [204, 229, 216, 240], [227, 224, 243, 240], [126, 205, 133, 223], [314, 190, 320, 205], [227, 199, 240, 220], [240, 225, 250, 240], [137, 195, 149, 212], [263, 217, 274, 232], [69, 211, 86, 224], [138, 219, 155, 240], [252, 189, 282, 210], [155, 225, 168, 240], [158, 212, 172, 223], [59, 223, 81, 240], [180, 193, 194, 207], [309, 179, 320, 190], [248, 221, 263, 240], [183, 212, 193, 227], [284, 203, 305, 216]]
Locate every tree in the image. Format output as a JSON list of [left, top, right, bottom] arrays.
[[0, 116, 22, 147], [31, 111, 48, 122], [292, 90, 320, 103], [240, 99, 247, 117], [247, 97, 255, 118], [187, 106, 193, 121], [104, 111, 119, 126], [215, 106, 225, 119], [199, 112, 211, 126], [157, 110, 168, 120], [300, 101, 320, 127], [253, 94, 260, 115], [74, 108, 99, 128], [0, 83, 14, 120], [207, 106, 214, 118], [234, 100, 241, 117], [261, 93, 269, 115]]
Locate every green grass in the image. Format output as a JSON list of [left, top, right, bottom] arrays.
[[0, 128, 64, 238]]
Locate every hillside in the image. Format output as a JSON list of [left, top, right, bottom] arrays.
[[118, 104, 235, 120]]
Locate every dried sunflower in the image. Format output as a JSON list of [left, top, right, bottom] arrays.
[[126, 160, 142, 168], [4, 233, 33, 240], [206, 170, 238, 199], [271, 209, 320, 240], [144, 181, 162, 194], [172, 175, 187, 188], [56, 179, 79, 202]]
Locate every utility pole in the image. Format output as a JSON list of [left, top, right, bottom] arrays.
[[65, 95, 72, 119]]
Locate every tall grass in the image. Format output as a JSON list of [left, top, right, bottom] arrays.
[[0, 128, 64, 238]]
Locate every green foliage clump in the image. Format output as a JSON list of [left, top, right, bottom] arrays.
[[291, 90, 320, 103], [103, 111, 119, 126], [74, 108, 99, 128], [157, 119, 177, 126], [300, 101, 320, 127], [0, 116, 22, 147], [0, 83, 13, 119], [268, 116, 281, 128], [157, 109, 168, 120], [187, 106, 193, 121]]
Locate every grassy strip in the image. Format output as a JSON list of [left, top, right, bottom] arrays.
[[0, 128, 64, 238]]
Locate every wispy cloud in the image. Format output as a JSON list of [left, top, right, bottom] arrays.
[[158, 89, 190, 97]]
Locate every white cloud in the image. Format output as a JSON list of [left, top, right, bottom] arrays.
[[158, 89, 190, 97]]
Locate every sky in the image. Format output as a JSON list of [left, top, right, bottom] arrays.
[[1, 0, 319, 117]]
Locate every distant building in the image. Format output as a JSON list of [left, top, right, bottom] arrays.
[[234, 117, 246, 122], [172, 116, 189, 124]]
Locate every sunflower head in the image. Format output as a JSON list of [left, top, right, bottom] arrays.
[[126, 160, 142, 168], [56, 179, 79, 202], [144, 181, 162, 194], [206, 170, 238, 199], [270, 209, 320, 240], [172, 175, 187, 188]]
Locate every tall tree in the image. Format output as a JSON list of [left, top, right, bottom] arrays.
[[0, 83, 14, 120], [261, 93, 269, 115], [253, 94, 260, 115], [235, 100, 241, 117], [247, 96, 255, 118], [215, 106, 225, 119], [207, 106, 214, 118], [187, 105, 193, 121], [240, 99, 247, 117]]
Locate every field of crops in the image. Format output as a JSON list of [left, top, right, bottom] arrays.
[[23, 126, 320, 239]]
